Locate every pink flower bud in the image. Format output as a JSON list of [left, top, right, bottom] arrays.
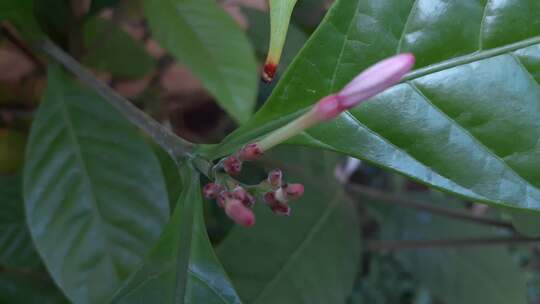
[[239, 143, 264, 161], [284, 183, 304, 200], [223, 155, 242, 176], [312, 54, 414, 121], [263, 191, 291, 216], [337, 53, 415, 109], [270, 202, 291, 216], [232, 186, 256, 208], [203, 183, 223, 199], [267, 169, 283, 189], [225, 199, 256, 227]]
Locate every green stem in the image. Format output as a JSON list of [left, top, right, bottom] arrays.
[[256, 108, 318, 151], [38, 38, 196, 160], [366, 236, 540, 251]]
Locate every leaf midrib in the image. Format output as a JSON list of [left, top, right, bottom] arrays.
[[57, 92, 121, 280]]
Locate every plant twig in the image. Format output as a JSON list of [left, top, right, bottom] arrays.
[[0, 24, 45, 69], [346, 183, 515, 230], [367, 236, 540, 251], [38, 38, 196, 161]]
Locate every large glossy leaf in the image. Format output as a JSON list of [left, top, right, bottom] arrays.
[[204, 0, 540, 214], [83, 18, 155, 78], [378, 196, 528, 304], [111, 163, 241, 304], [23, 66, 170, 304], [143, 0, 258, 123], [218, 148, 360, 304], [0, 175, 39, 268]]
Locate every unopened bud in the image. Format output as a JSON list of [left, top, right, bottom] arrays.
[[203, 183, 223, 199], [338, 53, 415, 109], [239, 143, 264, 161], [270, 202, 291, 216], [267, 169, 283, 188], [223, 155, 242, 176], [232, 186, 256, 208], [224, 199, 256, 227], [284, 183, 304, 200], [263, 191, 291, 216]]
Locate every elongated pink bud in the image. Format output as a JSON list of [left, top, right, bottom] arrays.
[[239, 143, 264, 161], [203, 183, 223, 199], [338, 53, 415, 109], [312, 54, 414, 121], [225, 199, 256, 227]]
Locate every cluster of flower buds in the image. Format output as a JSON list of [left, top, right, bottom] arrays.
[[262, 169, 304, 216], [203, 168, 304, 227], [205, 53, 415, 227]]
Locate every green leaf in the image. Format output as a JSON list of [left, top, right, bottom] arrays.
[[218, 148, 360, 304], [379, 198, 528, 304], [205, 0, 540, 214], [111, 163, 241, 304], [0, 175, 39, 268], [0, 272, 68, 304], [143, 0, 258, 123], [83, 18, 155, 78], [23, 66, 170, 304], [150, 143, 183, 211], [0, 0, 42, 38]]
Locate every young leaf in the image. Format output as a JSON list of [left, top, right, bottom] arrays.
[[83, 18, 155, 78], [204, 0, 540, 214], [262, 0, 299, 83], [0, 175, 39, 268], [143, 0, 258, 123], [23, 66, 170, 303], [110, 163, 241, 304], [218, 148, 360, 304]]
